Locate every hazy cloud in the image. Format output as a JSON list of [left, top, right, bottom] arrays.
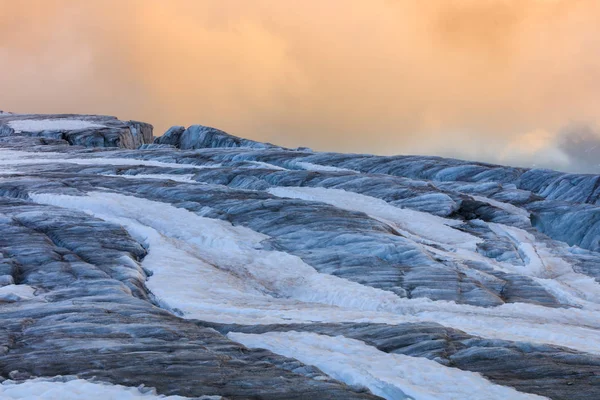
[[556, 124, 600, 173], [1, 0, 599, 172], [498, 129, 570, 171]]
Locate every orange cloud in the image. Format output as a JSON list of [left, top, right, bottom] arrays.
[[0, 0, 599, 171]]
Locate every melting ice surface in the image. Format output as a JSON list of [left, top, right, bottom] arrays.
[[4, 138, 600, 400], [229, 331, 545, 400], [31, 191, 600, 356], [267, 186, 482, 249]]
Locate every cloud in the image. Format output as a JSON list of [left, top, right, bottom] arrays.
[[556, 124, 600, 173], [493, 125, 600, 173], [497, 129, 569, 170], [0, 0, 599, 173]]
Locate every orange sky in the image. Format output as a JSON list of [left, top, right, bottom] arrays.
[[1, 0, 599, 172]]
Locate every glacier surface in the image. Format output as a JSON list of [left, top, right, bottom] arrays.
[[0, 113, 599, 399]]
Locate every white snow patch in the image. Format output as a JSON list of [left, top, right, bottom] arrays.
[[489, 223, 600, 307], [0, 378, 207, 399], [29, 192, 417, 325], [246, 161, 288, 171], [0, 284, 37, 302], [267, 186, 481, 250], [229, 331, 546, 400], [293, 161, 357, 173], [0, 149, 220, 170], [8, 119, 106, 132], [101, 174, 197, 183], [29, 192, 600, 354], [0, 168, 19, 175], [471, 195, 530, 217], [268, 187, 600, 310]]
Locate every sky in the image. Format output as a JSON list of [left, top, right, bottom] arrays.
[[1, 0, 599, 173]]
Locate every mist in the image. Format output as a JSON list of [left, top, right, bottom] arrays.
[[1, 0, 599, 172]]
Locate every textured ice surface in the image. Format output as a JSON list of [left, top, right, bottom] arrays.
[[1, 117, 600, 399], [0, 113, 153, 149], [230, 331, 546, 400], [31, 192, 600, 355], [267, 186, 482, 249]]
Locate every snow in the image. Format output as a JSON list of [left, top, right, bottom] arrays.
[[5, 119, 600, 399], [28, 192, 600, 354], [471, 195, 530, 217], [0, 284, 37, 302], [30, 192, 416, 325], [488, 223, 600, 306], [101, 174, 197, 183], [0, 168, 19, 175], [229, 331, 546, 400], [0, 378, 206, 399], [246, 161, 288, 170], [267, 186, 482, 250], [0, 149, 221, 170], [7, 119, 106, 133], [293, 161, 357, 173]]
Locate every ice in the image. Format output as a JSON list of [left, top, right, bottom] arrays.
[[4, 115, 600, 400], [488, 223, 600, 306], [0, 149, 221, 170], [267, 186, 482, 250], [30, 192, 415, 324], [471, 195, 530, 217], [29, 192, 600, 354], [293, 161, 357, 173], [101, 174, 197, 183], [0, 284, 37, 302], [0, 378, 201, 399], [229, 331, 546, 400], [246, 161, 289, 170], [7, 119, 106, 132]]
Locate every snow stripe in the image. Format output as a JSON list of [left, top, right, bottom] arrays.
[[293, 161, 357, 173], [229, 331, 546, 400], [0, 149, 220, 170], [0, 378, 204, 399], [101, 174, 197, 183], [29, 192, 600, 354], [8, 119, 106, 132], [267, 186, 482, 250]]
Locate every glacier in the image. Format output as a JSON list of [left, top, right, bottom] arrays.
[[0, 113, 599, 399]]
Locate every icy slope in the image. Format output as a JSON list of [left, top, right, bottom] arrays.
[[0, 116, 599, 399], [0, 113, 153, 149]]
